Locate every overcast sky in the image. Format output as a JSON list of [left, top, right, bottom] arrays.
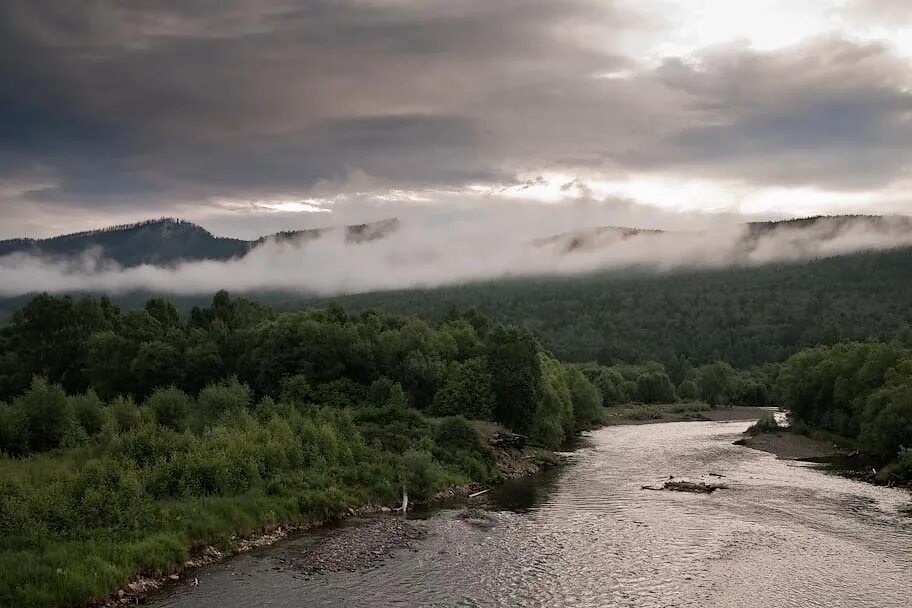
[[2, 0, 912, 239]]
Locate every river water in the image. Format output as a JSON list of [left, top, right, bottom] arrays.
[[153, 421, 912, 607]]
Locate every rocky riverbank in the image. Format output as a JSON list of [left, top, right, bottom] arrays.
[[281, 518, 427, 575]]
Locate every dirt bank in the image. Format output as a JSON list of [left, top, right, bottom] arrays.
[[734, 431, 841, 460]]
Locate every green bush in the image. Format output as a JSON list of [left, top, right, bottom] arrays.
[[146, 387, 191, 431], [677, 380, 700, 401], [109, 396, 142, 433], [636, 371, 677, 404], [197, 377, 252, 420], [629, 405, 663, 420], [746, 413, 780, 435], [70, 390, 105, 436], [877, 447, 912, 482], [400, 449, 445, 502], [0, 403, 28, 456], [16, 377, 77, 453]]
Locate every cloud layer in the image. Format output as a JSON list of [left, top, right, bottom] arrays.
[[1, 1, 912, 237], [1, 215, 910, 297]]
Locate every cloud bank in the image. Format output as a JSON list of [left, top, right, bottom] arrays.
[[1, 215, 909, 298], [2, 1, 912, 237]]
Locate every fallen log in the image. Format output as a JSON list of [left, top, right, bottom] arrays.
[[641, 480, 727, 493]]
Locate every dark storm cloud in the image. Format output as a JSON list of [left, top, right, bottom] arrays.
[[625, 38, 912, 188], [0, 0, 633, 213], [2, 0, 912, 234]]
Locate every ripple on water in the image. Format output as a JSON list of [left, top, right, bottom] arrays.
[[153, 421, 912, 608]]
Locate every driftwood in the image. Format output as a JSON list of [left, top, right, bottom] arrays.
[[641, 480, 727, 494], [489, 432, 528, 449]]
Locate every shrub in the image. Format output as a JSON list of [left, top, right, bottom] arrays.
[[626, 405, 662, 420], [400, 449, 445, 502], [145, 387, 191, 431], [197, 377, 252, 421], [636, 372, 677, 404], [16, 377, 76, 453], [109, 396, 142, 432], [877, 447, 912, 482], [70, 390, 105, 436], [0, 403, 28, 456], [746, 412, 780, 435], [428, 358, 494, 420], [565, 366, 604, 431], [677, 380, 699, 401]]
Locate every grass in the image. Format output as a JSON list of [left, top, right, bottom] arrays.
[[669, 402, 712, 414], [604, 401, 713, 423], [606, 405, 664, 421], [0, 408, 498, 608]]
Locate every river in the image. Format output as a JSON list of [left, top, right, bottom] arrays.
[[153, 420, 912, 607]]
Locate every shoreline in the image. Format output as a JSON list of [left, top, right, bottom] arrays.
[[733, 429, 912, 493], [733, 431, 841, 461], [94, 445, 558, 607], [604, 404, 774, 426]]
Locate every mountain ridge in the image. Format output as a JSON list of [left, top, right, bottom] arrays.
[[0, 217, 401, 268], [0, 213, 909, 269]]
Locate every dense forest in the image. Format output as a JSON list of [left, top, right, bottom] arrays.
[[308, 247, 912, 368]]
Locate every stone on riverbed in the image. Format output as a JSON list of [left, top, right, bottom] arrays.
[[282, 518, 426, 575]]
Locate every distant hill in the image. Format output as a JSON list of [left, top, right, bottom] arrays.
[[0, 218, 247, 267], [0, 217, 401, 268], [533, 214, 912, 256], [1, 214, 908, 269]]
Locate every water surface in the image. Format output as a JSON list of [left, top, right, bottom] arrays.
[[154, 421, 912, 607]]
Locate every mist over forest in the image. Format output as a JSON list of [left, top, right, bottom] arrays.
[[1, 214, 910, 299]]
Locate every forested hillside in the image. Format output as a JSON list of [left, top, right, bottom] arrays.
[[0, 218, 399, 269], [310, 247, 912, 368]]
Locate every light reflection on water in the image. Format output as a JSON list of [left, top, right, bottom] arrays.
[[154, 421, 912, 608]]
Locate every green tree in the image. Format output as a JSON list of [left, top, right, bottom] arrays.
[[636, 371, 677, 404], [697, 362, 737, 406], [146, 387, 191, 431], [0, 402, 28, 455], [861, 382, 912, 459], [428, 358, 494, 420], [70, 390, 105, 436], [565, 366, 604, 431], [485, 325, 544, 434], [531, 355, 574, 449], [678, 379, 700, 401], [15, 377, 78, 452], [197, 377, 252, 420], [130, 340, 183, 397]]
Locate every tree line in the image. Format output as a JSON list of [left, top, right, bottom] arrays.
[[776, 338, 912, 481]]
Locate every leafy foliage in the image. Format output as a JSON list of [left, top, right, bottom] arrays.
[[777, 340, 912, 479], [0, 292, 615, 608]]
